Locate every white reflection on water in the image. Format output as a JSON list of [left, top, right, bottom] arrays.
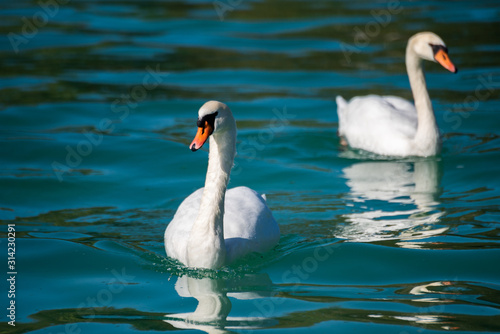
[[338, 159, 447, 245], [164, 273, 274, 333], [409, 281, 457, 303]]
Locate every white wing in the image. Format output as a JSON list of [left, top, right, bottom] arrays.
[[336, 94, 418, 156], [165, 186, 279, 265]]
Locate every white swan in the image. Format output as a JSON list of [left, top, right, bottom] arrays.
[[336, 32, 458, 157], [164, 101, 280, 269]]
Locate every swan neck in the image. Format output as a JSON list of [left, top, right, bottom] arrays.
[[187, 126, 236, 269], [406, 44, 439, 154]]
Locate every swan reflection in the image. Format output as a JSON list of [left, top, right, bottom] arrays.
[[164, 272, 275, 333], [338, 159, 446, 245]]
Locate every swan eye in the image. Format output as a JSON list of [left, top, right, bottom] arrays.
[[430, 43, 457, 73], [191, 112, 218, 151], [197, 112, 218, 129], [429, 43, 448, 56]]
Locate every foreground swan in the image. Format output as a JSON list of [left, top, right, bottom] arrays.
[[165, 101, 280, 269], [336, 32, 458, 157]]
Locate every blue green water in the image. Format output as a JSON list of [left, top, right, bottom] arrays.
[[1, 0, 500, 333]]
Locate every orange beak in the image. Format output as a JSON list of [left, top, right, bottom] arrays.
[[190, 121, 213, 151], [434, 49, 457, 73]]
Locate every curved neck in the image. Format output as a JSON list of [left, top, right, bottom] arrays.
[[187, 127, 236, 269], [406, 45, 439, 154]]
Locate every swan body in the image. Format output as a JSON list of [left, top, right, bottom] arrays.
[[337, 32, 457, 157], [165, 101, 280, 269]]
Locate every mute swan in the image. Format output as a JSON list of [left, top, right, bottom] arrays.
[[164, 101, 280, 269], [336, 32, 458, 157]]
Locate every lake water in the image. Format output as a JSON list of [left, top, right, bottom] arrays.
[[1, 0, 500, 333]]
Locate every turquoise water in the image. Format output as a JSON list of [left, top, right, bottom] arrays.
[[1, 0, 500, 333]]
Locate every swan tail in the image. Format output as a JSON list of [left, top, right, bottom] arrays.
[[336, 95, 348, 136], [336, 95, 347, 110], [261, 194, 267, 201]]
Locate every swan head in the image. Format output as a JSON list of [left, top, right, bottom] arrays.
[[408, 31, 457, 73], [190, 101, 235, 152]]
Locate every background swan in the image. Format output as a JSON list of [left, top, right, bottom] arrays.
[[336, 31, 458, 157], [164, 101, 280, 269]]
